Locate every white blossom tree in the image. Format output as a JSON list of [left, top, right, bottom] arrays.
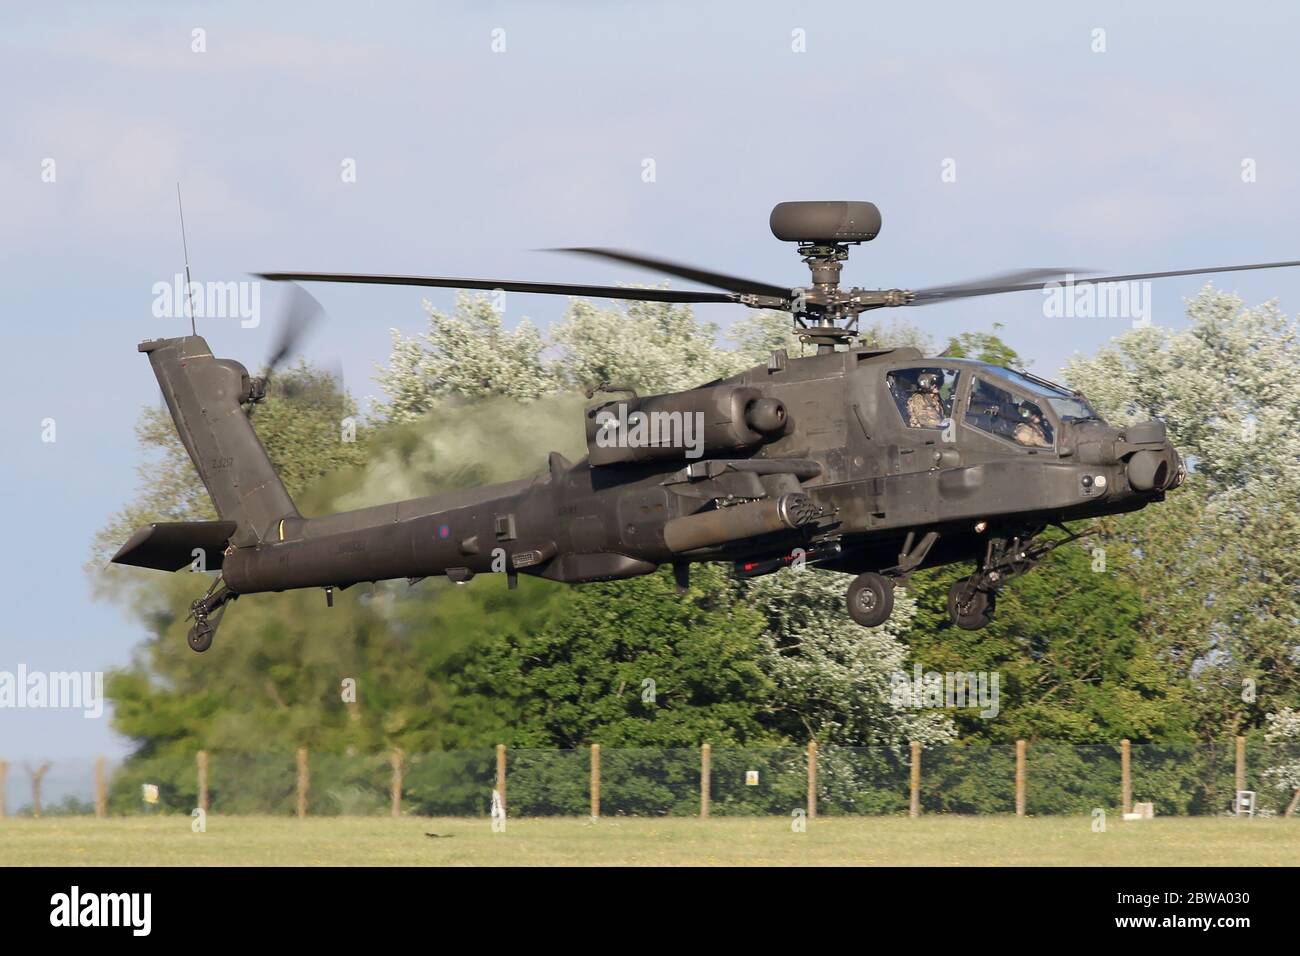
[[738, 568, 954, 809], [551, 297, 734, 394], [372, 294, 558, 423], [1064, 287, 1300, 487], [1065, 287, 1300, 732], [374, 295, 937, 415], [740, 568, 954, 747], [1263, 708, 1300, 814]]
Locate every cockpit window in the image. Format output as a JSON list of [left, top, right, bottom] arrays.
[[965, 376, 1054, 448], [887, 367, 959, 429], [975, 364, 1104, 423]]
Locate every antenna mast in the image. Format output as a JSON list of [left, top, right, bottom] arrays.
[[176, 182, 197, 335]]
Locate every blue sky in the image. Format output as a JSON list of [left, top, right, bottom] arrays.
[[4, 1, 1300, 760]]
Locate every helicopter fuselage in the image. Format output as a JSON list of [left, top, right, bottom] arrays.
[[211, 343, 1180, 594]]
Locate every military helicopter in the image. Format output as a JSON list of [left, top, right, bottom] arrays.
[[114, 201, 1300, 651]]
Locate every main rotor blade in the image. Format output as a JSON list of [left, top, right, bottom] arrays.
[[256, 272, 739, 305], [548, 247, 792, 299], [912, 268, 1095, 298], [910, 259, 1300, 304]]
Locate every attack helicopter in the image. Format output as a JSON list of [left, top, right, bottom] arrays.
[[115, 201, 1300, 652]]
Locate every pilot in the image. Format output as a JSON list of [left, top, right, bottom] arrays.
[[907, 371, 946, 428], [1013, 402, 1051, 447]]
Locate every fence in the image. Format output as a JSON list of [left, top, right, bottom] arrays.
[[2, 739, 1297, 819]]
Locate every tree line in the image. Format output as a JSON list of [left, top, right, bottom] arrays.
[[94, 289, 1300, 774]]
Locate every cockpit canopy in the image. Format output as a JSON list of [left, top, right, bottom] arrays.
[[970, 363, 1104, 424], [884, 359, 1105, 450]]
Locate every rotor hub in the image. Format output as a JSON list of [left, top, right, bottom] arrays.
[[768, 202, 907, 349]]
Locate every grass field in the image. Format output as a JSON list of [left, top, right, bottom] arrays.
[[2, 815, 1298, 866]]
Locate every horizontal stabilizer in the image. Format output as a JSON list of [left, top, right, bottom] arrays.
[[111, 521, 238, 572]]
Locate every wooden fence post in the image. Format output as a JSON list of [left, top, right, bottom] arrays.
[[700, 743, 711, 819], [1234, 736, 1246, 808], [1015, 740, 1026, 817], [1120, 739, 1131, 814], [807, 740, 817, 820], [390, 749, 403, 818], [29, 762, 50, 818], [1287, 788, 1300, 818], [495, 744, 507, 816], [0, 760, 7, 817], [197, 751, 209, 815], [590, 744, 601, 820], [909, 741, 921, 818], [296, 747, 309, 819], [94, 756, 107, 819]]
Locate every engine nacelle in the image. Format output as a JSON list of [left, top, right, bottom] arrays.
[[585, 385, 789, 466]]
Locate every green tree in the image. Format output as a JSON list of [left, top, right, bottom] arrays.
[[439, 565, 776, 748], [903, 532, 1192, 743], [943, 322, 1024, 367]]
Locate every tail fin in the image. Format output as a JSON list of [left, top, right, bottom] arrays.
[[139, 335, 299, 547]]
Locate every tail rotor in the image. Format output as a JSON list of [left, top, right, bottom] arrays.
[[246, 283, 324, 414]]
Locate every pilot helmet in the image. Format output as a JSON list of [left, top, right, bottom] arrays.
[[916, 371, 941, 392]]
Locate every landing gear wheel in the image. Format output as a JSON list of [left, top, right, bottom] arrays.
[[947, 580, 996, 631], [187, 620, 215, 653], [847, 572, 895, 627], [185, 579, 237, 653]]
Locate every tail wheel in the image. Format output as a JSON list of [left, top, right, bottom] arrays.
[[947, 580, 996, 631], [188, 621, 215, 653], [847, 572, 895, 628]]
